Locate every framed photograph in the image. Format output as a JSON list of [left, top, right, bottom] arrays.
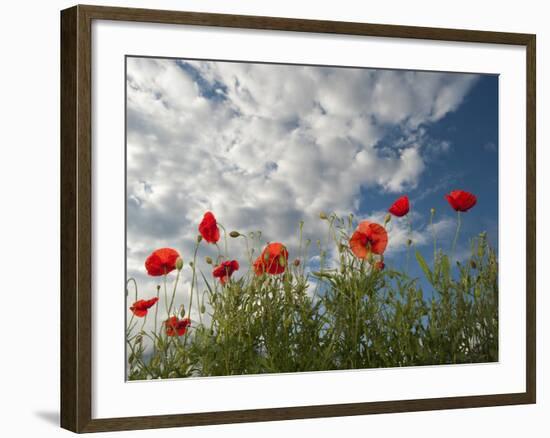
[[60, 4, 536, 433]]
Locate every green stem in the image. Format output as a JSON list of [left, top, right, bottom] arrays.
[[194, 248, 203, 325], [153, 285, 160, 353], [126, 314, 135, 335], [126, 277, 138, 302], [406, 215, 412, 274], [188, 241, 200, 321], [140, 314, 147, 332], [241, 234, 253, 266], [163, 271, 169, 315], [215, 242, 222, 263], [167, 269, 180, 317], [430, 209, 437, 267], [451, 211, 462, 264], [218, 223, 229, 258]]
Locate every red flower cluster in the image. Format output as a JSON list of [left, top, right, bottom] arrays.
[[145, 248, 180, 276], [254, 243, 289, 275], [445, 190, 477, 212], [199, 211, 220, 243], [349, 221, 388, 259], [165, 316, 191, 337], [213, 260, 240, 285], [129, 297, 159, 317], [388, 195, 410, 217]]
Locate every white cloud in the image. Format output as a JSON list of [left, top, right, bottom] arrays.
[[125, 58, 479, 335]]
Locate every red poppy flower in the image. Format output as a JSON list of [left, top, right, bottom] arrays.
[[445, 190, 477, 212], [254, 242, 289, 275], [388, 195, 410, 217], [145, 248, 180, 276], [212, 260, 240, 285], [349, 221, 388, 259], [165, 316, 191, 337], [198, 211, 220, 244], [374, 261, 385, 271], [253, 256, 265, 276], [129, 297, 159, 317]]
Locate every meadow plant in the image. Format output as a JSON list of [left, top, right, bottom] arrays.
[[126, 190, 498, 380]]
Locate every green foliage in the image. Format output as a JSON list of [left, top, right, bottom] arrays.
[[127, 219, 498, 380]]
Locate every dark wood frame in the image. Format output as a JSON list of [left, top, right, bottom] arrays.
[[61, 4, 536, 433]]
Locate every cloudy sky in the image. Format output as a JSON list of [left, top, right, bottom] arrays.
[[125, 56, 498, 324]]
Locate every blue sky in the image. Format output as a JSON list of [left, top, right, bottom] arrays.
[[361, 75, 499, 265], [126, 57, 498, 319]]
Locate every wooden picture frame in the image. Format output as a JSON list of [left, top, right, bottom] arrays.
[[60, 4, 536, 433]]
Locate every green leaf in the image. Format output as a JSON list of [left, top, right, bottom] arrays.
[[415, 250, 432, 283], [199, 270, 214, 295]]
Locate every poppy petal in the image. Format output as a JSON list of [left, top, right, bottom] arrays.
[[388, 195, 410, 217], [145, 248, 180, 276], [199, 211, 220, 243]]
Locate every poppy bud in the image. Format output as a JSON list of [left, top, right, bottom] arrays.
[[430, 208, 436, 216], [229, 231, 240, 238], [319, 212, 328, 220], [384, 213, 391, 225], [200, 304, 206, 314], [293, 259, 300, 267], [197, 235, 203, 243], [176, 257, 184, 270], [135, 334, 143, 344], [189, 261, 194, 268], [407, 239, 413, 246], [205, 256, 213, 265], [179, 305, 186, 318], [470, 260, 477, 269]]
